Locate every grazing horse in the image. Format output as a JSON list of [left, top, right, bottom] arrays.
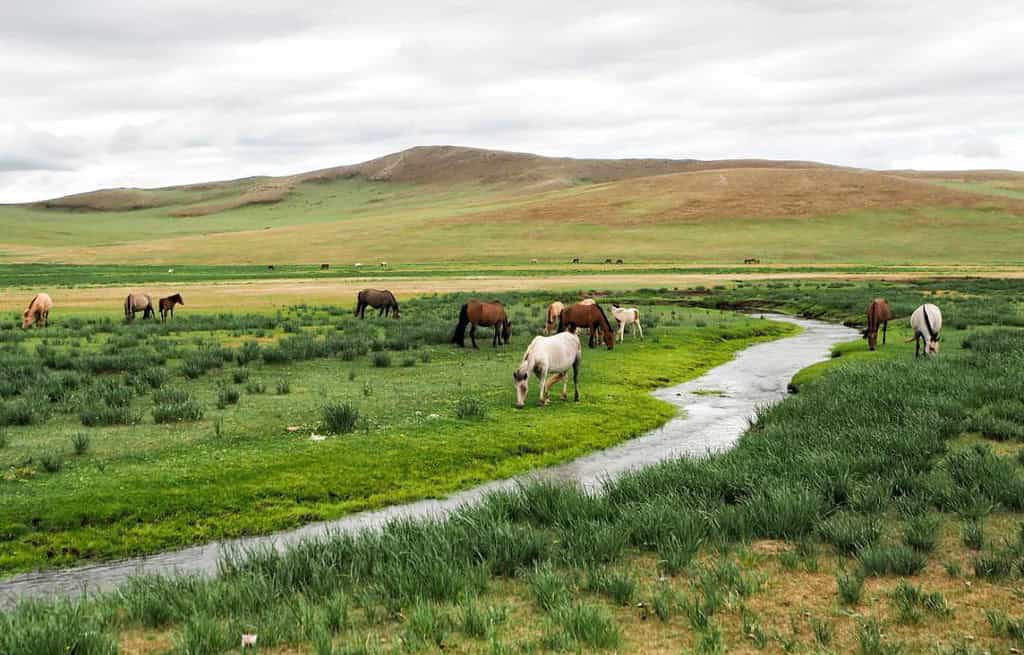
[[355, 289, 400, 319], [452, 300, 510, 348], [320, 263, 330, 270], [159, 293, 184, 323], [909, 303, 942, 357], [124, 293, 156, 321], [610, 304, 644, 342], [864, 298, 893, 351], [545, 301, 565, 335], [22, 293, 52, 328], [558, 301, 615, 349], [514, 329, 581, 408], [571, 257, 580, 264]]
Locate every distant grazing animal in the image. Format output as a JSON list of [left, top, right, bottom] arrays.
[[615, 259, 623, 264], [159, 293, 184, 323], [124, 293, 156, 321], [513, 329, 581, 408], [22, 293, 52, 329], [380, 262, 388, 268], [545, 301, 565, 335], [320, 263, 330, 270], [267, 265, 275, 271], [610, 304, 644, 342], [571, 257, 580, 264], [530, 258, 539, 264], [908, 303, 942, 357], [354, 262, 363, 267], [864, 298, 893, 351], [559, 301, 615, 349], [604, 258, 612, 264], [167, 268, 174, 273], [744, 258, 761, 264], [452, 300, 510, 348], [355, 289, 400, 319]]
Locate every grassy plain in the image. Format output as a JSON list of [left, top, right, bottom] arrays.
[[2, 278, 1024, 654]]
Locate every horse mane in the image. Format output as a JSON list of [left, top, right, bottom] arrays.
[[26, 294, 38, 311], [593, 302, 613, 331]]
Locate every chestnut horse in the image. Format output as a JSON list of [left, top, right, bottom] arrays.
[[159, 293, 184, 323], [558, 301, 615, 349], [355, 289, 400, 319], [452, 300, 510, 348], [22, 293, 53, 328], [864, 298, 892, 351]]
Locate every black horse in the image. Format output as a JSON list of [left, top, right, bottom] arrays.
[[355, 289, 400, 319]]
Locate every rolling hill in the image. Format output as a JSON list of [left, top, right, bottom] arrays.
[[1, 146, 1022, 265]]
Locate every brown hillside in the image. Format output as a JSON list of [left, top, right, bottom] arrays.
[[437, 167, 1024, 227]]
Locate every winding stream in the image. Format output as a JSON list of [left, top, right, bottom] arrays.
[[0, 315, 857, 608]]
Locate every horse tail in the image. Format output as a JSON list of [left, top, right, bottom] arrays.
[[557, 309, 565, 333], [124, 295, 132, 318], [354, 290, 363, 316], [452, 303, 469, 346]]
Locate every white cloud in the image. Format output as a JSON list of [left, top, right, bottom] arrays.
[[1, 0, 1022, 201]]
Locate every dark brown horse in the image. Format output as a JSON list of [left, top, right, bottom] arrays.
[[159, 293, 184, 323], [558, 301, 615, 349], [355, 289, 400, 319], [865, 298, 893, 351], [452, 300, 511, 348]]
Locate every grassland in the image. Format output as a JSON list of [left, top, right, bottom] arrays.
[[2, 146, 1024, 266], [0, 294, 792, 574], [3, 278, 1024, 654]]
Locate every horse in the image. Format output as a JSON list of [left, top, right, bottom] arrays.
[[571, 257, 580, 264], [513, 329, 581, 408], [864, 298, 893, 351], [159, 293, 184, 323], [320, 263, 330, 270], [558, 301, 615, 349], [610, 304, 644, 342], [355, 289, 400, 319], [545, 301, 565, 335], [744, 258, 761, 264], [22, 293, 52, 329], [908, 303, 942, 357], [615, 259, 623, 264], [452, 300, 510, 348], [604, 258, 612, 264], [124, 293, 156, 321], [267, 265, 275, 271]]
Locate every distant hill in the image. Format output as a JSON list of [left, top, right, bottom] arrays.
[[2, 145, 1022, 265]]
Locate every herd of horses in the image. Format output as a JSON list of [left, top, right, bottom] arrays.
[[19, 289, 945, 406]]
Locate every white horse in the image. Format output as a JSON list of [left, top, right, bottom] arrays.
[[909, 303, 942, 357], [610, 304, 643, 342], [513, 330, 581, 408]]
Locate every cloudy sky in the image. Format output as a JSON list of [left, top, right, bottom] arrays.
[[2, 0, 1022, 202]]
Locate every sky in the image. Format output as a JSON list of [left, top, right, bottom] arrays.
[[2, 0, 1022, 202]]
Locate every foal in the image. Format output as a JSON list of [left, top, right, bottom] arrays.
[[159, 293, 184, 323], [610, 304, 644, 342]]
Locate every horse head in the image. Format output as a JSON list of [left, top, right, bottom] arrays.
[[513, 367, 529, 408], [21, 308, 33, 329]]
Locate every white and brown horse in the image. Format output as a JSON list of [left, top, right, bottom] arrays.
[[124, 293, 156, 321], [909, 303, 942, 357], [513, 329, 581, 408], [22, 293, 53, 328], [610, 304, 643, 342]]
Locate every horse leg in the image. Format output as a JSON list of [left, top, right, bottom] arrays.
[[915, 333, 921, 358], [882, 321, 887, 345], [560, 371, 569, 400], [470, 324, 478, 349], [537, 367, 551, 405], [544, 372, 564, 402], [618, 321, 624, 343], [588, 325, 595, 348], [572, 356, 580, 401], [636, 320, 643, 339]]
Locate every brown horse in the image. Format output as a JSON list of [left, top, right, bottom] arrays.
[[159, 293, 184, 323], [22, 293, 53, 328], [124, 293, 156, 321], [452, 300, 511, 348], [355, 289, 400, 319], [865, 298, 893, 351], [558, 301, 615, 349]]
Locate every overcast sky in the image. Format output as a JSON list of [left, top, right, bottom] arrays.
[[2, 1, 1022, 202]]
